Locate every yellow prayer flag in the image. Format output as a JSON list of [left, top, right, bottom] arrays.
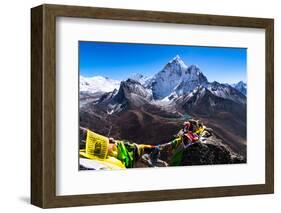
[[85, 129, 109, 160]]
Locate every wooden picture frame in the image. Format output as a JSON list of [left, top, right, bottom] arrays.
[[31, 4, 274, 208]]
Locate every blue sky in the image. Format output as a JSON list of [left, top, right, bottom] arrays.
[[79, 41, 247, 84]]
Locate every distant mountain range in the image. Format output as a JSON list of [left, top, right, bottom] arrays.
[[80, 76, 120, 93], [80, 55, 247, 158], [80, 55, 247, 100]]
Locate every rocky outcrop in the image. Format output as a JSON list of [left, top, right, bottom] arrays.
[[180, 138, 245, 166]]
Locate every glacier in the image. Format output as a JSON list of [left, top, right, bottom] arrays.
[[80, 76, 120, 93]]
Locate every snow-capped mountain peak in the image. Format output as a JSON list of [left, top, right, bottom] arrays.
[[150, 55, 208, 99], [80, 76, 120, 94], [168, 55, 188, 69]]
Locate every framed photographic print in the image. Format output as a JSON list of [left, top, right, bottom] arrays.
[[31, 4, 274, 208]]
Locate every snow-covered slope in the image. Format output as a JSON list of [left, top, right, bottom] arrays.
[[175, 85, 246, 116], [174, 65, 208, 96], [128, 73, 152, 85], [80, 76, 120, 93], [149, 55, 208, 99], [232, 81, 247, 96], [206, 81, 246, 104]]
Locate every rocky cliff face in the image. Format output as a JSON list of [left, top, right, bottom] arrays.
[[113, 78, 153, 106]]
